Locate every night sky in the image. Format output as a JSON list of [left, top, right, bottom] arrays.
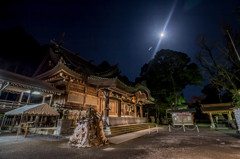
[[1, 0, 240, 101]]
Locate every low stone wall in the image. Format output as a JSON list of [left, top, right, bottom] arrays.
[[29, 127, 57, 135], [233, 107, 240, 133], [109, 117, 147, 126]]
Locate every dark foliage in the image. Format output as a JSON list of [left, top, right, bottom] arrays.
[[0, 26, 46, 76]]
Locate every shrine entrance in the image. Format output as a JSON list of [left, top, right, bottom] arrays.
[[201, 103, 235, 129]]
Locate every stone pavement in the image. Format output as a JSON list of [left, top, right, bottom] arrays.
[[1, 127, 240, 159]]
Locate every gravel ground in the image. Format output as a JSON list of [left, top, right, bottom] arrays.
[[1, 127, 240, 159]]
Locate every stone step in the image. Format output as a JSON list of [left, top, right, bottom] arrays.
[[111, 126, 150, 131], [110, 127, 149, 134], [216, 124, 227, 127], [110, 123, 150, 129], [110, 125, 149, 131], [107, 123, 155, 137]]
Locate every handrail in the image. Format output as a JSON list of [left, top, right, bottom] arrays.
[[0, 99, 35, 109]]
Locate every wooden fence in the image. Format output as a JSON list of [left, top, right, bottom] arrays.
[[0, 116, 13, 127]]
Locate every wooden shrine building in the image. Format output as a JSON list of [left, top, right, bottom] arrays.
[[0, 42, 154, 135], [201, 103, 234, 129]]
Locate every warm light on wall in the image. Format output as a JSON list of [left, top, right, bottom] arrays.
[[25, 90, 41, 95], [132, 97, 136, 103]]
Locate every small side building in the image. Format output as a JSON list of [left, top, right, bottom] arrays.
[[168, 108, 196, 126], [201, 103, 234, 129]]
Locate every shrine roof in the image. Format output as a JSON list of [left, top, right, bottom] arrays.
[[88, 75, 154, 103], [34, 43, 119, 78], [201, 103, 233, 113], [5, 103, 59, 116], [0, 69, 63, 94], [34, 58, 83, 80], [32, 42, 154, 103]]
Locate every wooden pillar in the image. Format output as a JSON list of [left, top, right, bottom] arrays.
[[39, 116, 42, 127], [55, 116, 59, 127], [10, 115, 16, 132], [25, 116, 28, 122], [118, 100, 121, 117], [140, 105, 143, 118], [35, 115, 39, 127], [42, 96, 46, 103], [83, 87, 87, 108], [99, 98, 102, 112], [134, 105, 137, 117], [27, 90, 32, 104], [16, 114, 23, 135], [49, 94, 53, 106], [105, 96, 109, 125], [128, 105, 130, 116], [0, 115, 6, 130], [227, 112, 233, 123], [123, 104, 125, 117], [209, 113, 215, 129], [30, 116, 33, 122], [18, 92, 24, 103]]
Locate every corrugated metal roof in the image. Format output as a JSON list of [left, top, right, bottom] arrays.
[[0, 69, 63, 94], [5, 103, 59, 116]]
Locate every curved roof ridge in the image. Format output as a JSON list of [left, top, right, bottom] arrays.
[[95, 64, 119, 77], [0, 69, 62, 93], [34, 57, 83, 80], [134, 83, 155, 102], [88, 75, 117, 80]]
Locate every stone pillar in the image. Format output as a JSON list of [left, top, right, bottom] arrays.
[[118, 100, 121, 117], [140, 105, 143, 118], [134, 105, 137, 117], [233, 108, 240, 133], [209, 113, 215, 129]]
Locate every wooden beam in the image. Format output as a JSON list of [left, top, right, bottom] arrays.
[[27, 90, 32, 104], [140, 105, 143, 117], [209, 113, 215, 129], [134, 105, 137, 117], [10, 115, 16, 132], [18, 92, 24, 103]]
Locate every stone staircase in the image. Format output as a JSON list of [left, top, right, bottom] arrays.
[[215, 123, 229, 129], [106, 123, 155, 137]]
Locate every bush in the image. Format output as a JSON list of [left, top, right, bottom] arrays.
[[1, 126, 9, 130]]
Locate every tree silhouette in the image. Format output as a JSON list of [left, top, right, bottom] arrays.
[[136, 49, 203, 119]]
